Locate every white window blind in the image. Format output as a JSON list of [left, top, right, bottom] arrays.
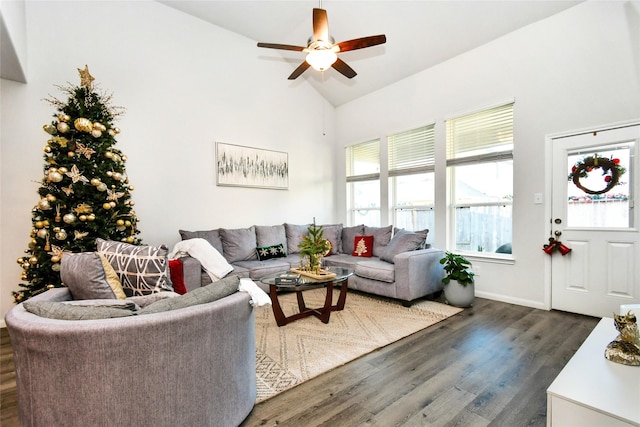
[[346, 139, 380, 182], [388, 124, 435, 177], [446, 102, 514, 166]]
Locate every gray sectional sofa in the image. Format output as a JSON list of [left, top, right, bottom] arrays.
[[179, 223, 445, 306]]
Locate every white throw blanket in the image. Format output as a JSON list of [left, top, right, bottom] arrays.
[[239, 278, 272, 307], [168, 238, 233, 282]]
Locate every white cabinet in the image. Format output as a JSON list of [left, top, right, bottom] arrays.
[[547, 317, 640, 427]]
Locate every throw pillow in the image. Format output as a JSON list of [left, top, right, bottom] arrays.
[[138, 275, 240, 315], [168, 259, 187, 295], [23, 300, 136, 320], [60, 252, 126, 300], [380, 230, 426, 263], [284, 223, 310, 254], [96, 238, 173, 297], [341, 225, 364, 254], [352, 235, 374, 257], [255, 224, 287, 247], [364, 225, 393, 257], [256, 243, 287, 261], [219, 226, 258, 263], [179, 229, 223, 255]]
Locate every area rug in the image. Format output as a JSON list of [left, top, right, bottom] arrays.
[[254, 288, 463, 402]]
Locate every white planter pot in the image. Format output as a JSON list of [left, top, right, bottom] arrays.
[[444, 280, 475, 308]]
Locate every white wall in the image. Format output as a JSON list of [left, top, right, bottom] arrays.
[[335, 0, 640, 309], [0, 0, 336, 321]]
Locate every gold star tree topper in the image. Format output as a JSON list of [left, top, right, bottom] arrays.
[[78, 65, 95, 90]]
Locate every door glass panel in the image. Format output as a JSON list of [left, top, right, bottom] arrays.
[[566, 142, 633, 228]]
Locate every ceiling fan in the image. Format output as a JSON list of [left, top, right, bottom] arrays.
[[257, 8, 386, 80]]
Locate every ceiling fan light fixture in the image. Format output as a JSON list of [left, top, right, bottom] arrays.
[[305, 49, 338, 71]]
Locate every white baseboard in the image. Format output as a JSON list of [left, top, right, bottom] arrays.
[[475, 291, 548, 311]]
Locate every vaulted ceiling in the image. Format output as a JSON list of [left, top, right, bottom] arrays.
[[159, 1, 583, 106]]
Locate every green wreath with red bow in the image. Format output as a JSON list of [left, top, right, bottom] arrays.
[[568, 154, 626, 195]]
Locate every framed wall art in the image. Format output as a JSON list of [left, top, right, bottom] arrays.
[[215, 142, 289, 190]]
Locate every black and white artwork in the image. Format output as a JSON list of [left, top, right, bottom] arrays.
[[216, 142, 288, 189]]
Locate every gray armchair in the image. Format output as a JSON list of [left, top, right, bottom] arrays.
[[5, 287, 256, 427]]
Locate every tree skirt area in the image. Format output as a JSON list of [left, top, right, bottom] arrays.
[[255, 288, 463, 402]]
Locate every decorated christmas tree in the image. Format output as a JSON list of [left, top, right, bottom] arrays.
[[13, 65, 142, 303]]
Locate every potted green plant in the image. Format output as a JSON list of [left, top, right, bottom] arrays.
[[298, 222, 331, 274], [439, 251, 475, 307]]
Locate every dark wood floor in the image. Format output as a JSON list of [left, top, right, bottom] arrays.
[[1, 298, 598, 427]]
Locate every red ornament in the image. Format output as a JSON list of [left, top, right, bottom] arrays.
[[613, 158, 620, 164], [604, 175, 612, 182]]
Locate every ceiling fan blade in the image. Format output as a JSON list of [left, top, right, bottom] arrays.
[[288, 61, 311, 80], [332, 58, 357, 79], [336, 35, 386, 53], [257, 42, 305, 52], [313, 8, 329, 42]]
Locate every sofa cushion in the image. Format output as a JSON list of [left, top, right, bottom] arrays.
[[320, 224, 342, 256], [352, 235, 374, 257], [23, 300, 137, 320], [365, 225, 393, 257], [380, 230, 426, 263], [138, 275, 240, 315], [393, 227, 429, 248], [219, 226, 258, 263], [179, 229, 223, 255], [341, 225, 364, 254], [60, 252, 126, 300], [96, 239, 173, 296], [233, 259, 290, 280], [255, 224, 287, 248], [284, 223, 310, 254], [354, 259, 395, 283], [256, 243, 287, 261]]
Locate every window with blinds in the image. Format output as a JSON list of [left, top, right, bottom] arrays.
[[346, 139, 380, 182], [388, 124, 435, 176], [446, 102, 514, 166], [446, 102, 514, 254]]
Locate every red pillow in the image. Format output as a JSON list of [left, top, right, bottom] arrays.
[[168, 259, 187, 295], [352, 235, 374, 257]]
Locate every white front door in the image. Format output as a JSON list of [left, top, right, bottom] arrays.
[[551, 124, 640, 318]]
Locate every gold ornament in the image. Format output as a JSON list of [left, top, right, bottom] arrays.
[[105, 151, 114, 159], [68, 151, 75, 157], [65, 165, 89, 183], [51, 263, 61, 272], [51, 255, 61, 263], [55, 229, 67, 240], [37, 199, 51, 210], [34, 221, 44, 229], [58, 167, 68, 174], [29, 256, 38, 265], [74, 117, 93, 132], [74, 230, 88, 240], [91, 129, 102, 138], [97, 183, 107, 192], [63, 213, 76, 224], [102, 202, 112, 210], [43, 145, 52, 153], [46, 194, 57, 202], [79, 215, 87, 222], [116, 219, 125, 226], [75, 142, 96, 159], [74, 203, 93, 214], [57, 122, 70, 133], [78, 64, 95, 89], [88, 213, 95, 221], [57, 114, 71, 122], [108, 129, 116, 137], [43, 124, 56, 134], [37, 228, 48, 239], [52, 136, 69, 147]]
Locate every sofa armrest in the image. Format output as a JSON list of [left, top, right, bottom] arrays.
[[179, 256, 205, 292], [393, 247, 445, 301]]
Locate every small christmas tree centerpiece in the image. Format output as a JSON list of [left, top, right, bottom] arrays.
[[13, 65, 142, 303], [297, 219, 331, 275]]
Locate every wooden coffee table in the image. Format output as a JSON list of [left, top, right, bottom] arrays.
[[260, 266, 353, 327]]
